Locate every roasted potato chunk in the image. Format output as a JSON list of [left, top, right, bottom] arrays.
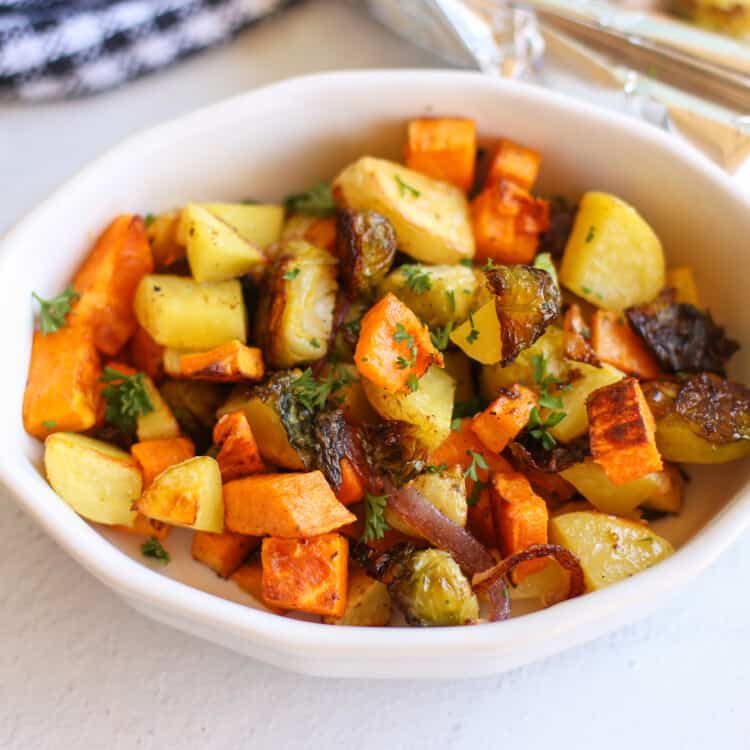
[[549, 511, 673, 591], [255, 240, 338, 368], [200, 203, 284, 248], [559, 191, 665, 310], [332, 157, 475, 264], [323, 567, 392, 626], [134, 274, 247, 349]]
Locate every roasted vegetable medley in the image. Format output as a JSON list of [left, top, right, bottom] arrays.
[[24, 117, 750, 627]]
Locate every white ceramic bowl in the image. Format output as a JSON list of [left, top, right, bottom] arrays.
[[2, 71, 750, 680]]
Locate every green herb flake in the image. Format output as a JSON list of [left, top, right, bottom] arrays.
[[144, 213, 156, 227], [32, 285, 80, 336], [446, 289, 456, 313], [361, 492, 390, 543], [283, 267, 301, 281], [451, 417, 463, 432], [425, 463, 448, 474], [430, 320, 453, 351], [394, 174, 421, 198], [585, 226, 596, 243], [284, 181, 336, 217], [309, 337, 321, 349], [141, 536, 170, 564], [460, 259, 474, 268], [100, 367, 154, 432], [468, 480, 488, 507], [291, 366, 354, 412], [401, 264, 432, 295], [407, 374, 420, 392], [464, 450, 489, 482], [42, 420, 57, 430], [581, 286, 592, 295]]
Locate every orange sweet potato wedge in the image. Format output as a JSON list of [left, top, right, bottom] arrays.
[[131, 436, 195, 487], [354, 292, 442, 393], [23, 326, 102, 439], [587, 377, 663, 485], [73, 214, 154, 356], [336, 457, 365, 506], [232, 560, 285, 614], [591, 310, 662, 379], [213, 411, 264, 482], [471, 385, 538, 454], [466, 487, 497, 550], [261, 533, 349, 617], [223, 471, 356, 537], [563, 304, 600, 366], [130, 325, 165, 382], [490, 471, 549, 581], [484, 138, 542, 191], [192, 530, 260, 578], [167, 340, 264, 383], [405, 117, 477, 192]]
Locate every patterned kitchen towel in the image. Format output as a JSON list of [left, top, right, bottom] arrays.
[[0, 0, 290, 101]]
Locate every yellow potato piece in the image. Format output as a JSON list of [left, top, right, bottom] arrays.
[[450, 301, 501, 365], [323, 568, 392, 626], [655, 414, 750, 464], [560, 192, 665, 311], [45, 433, 142, 527], [137, 377, 180, 442], [549, 511, 673, 591], [203, 203, 284, 249]]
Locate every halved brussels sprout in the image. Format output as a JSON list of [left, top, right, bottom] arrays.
[[390, 549, 479, 626], [336, 209, 396, 297], [485, 265, 561, 366], [254, 240, 338, 368]]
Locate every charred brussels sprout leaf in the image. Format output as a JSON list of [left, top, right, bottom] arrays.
[[357, 420, 426, 490], [336, 209, 397, 297], [538, 196, 577, 259], [313, 409, 353, 492], [675, 374, 750, 443], [486, 265, 561, 366], [390, 549, 479, 626], [640, 379, 681, 421], [626, 290, 738, 374], [508, 434, 590, 474]]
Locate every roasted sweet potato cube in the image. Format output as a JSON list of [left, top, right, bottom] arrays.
[[73, 214, 154, 355], [563, 304, 600, 366], [336, 458, 365, 506], [130, 325, 165, 382], [405, 117, 477, 192], [165, 340, 264, 382], [587, 377, 663, 485], [112, 513, 171, 541], [223, 471, 356, 537], [192, 530, 260, 578], [23, 326, 102, 439], [261, 533, 349, 617], [466, 487, 497, 550], [471, 385, 538, 453], [131, 436, 195, 487], [232, 560, 285, 614], [484, 138, 541, 191], [213, 411, 264, 481], [490, 471, 549, 580], [146, 211, 185, 269], [591, 310, 662, 379]]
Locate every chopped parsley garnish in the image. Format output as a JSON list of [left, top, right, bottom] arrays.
[[446, 289, 456, 313], [144, 213, 156, 227], [532, 353, 565, 409], [451, 417, 463, 432], [141, 537, 170, 564], [453, 396, 487, 419], [283, 267, 300, 281], [401, 264, 432, 294], [466, 312, 480, 344], [395, 174, 421, 198], [309, 337, 321, 349], [393, 323, 418, 372], [430, 321, 453, 351], [485, 258, 495, 271], [42, 420, 57, 430], [585, 226, 596, 243], [460, 259, 474, 267], [361, 492, 390, 543], [291, 366, 354, 412], [343, 317, 361, 340], [100, 367, 154, 432], [464, 450, 489, 482], [407, 374, 420, 392], [284, 181, 336, 216], [32, 285, 80, 335], [639, 536, 654, 544], [527, 407, 566, 450], [468, 480, 488, 507], [425, 463, 447, 474], [581, 286, 591, 294]]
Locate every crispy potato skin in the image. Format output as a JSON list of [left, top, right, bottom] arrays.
[[587, 378, 662, 485], [262, 534, 349, 617]]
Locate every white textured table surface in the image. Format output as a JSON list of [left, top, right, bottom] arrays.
[[2, 2, 749, 748]]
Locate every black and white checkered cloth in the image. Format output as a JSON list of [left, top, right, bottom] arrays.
[[0, 0, 289, 100]]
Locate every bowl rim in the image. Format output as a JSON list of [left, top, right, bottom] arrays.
[[2, 69, 750, 663]]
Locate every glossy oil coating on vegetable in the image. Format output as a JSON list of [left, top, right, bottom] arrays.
[[26, 117, 747, 629]]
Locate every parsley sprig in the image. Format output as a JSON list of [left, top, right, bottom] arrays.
[[528, 407, 566, 450], [430, 321, 453, 351], [464, 450, 489, 482], [401, 265, 432, 295], [291, 366, 355, 412], [284, 181, 336, 216], [100, 368, 154, 432], [141, 537, 170, 564], [394, 323, 418, 373], [361, 492, 390, 542], [466, 312, 480, 344], [394, 174, 421, 198], [283, 267, 300, 281], [32, 285, 80, 335], [529, 354, 568, 449]]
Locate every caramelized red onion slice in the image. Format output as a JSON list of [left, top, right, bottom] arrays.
[[472, 544, 586, 610], [482, 576, 511, 622], [387, 485, 496, 576]]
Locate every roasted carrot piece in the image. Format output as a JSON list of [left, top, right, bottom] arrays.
[[232, 560, 285, 614], [191, 530, 260, 578], [23, 326, 102, 439], [484, 138, 542, 191], [213, 411, 264, 481], [261, 533, 349, 617], [304, 216, 337, 253], [131, 436, 195, 487], [73, 214, 154, 355], [490, 471, 549, 581], [111, 513, 171, 541], [405, 117, 477, 192], [336, 457, 365, 506], [666, 267, 700, 306], [466, 487, 497, 549], [471, 180, 549, 265], [591, 310, 662, 379], [587, 377, 663, 486], [145, 211, 185, 269], [354, 292, 442, 393], [130, 324, 165, 382], [563, 304, 600, 366], [223, 471, 356, 537], [165, 340, 264, 382], [471, 385, 538, 453]]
